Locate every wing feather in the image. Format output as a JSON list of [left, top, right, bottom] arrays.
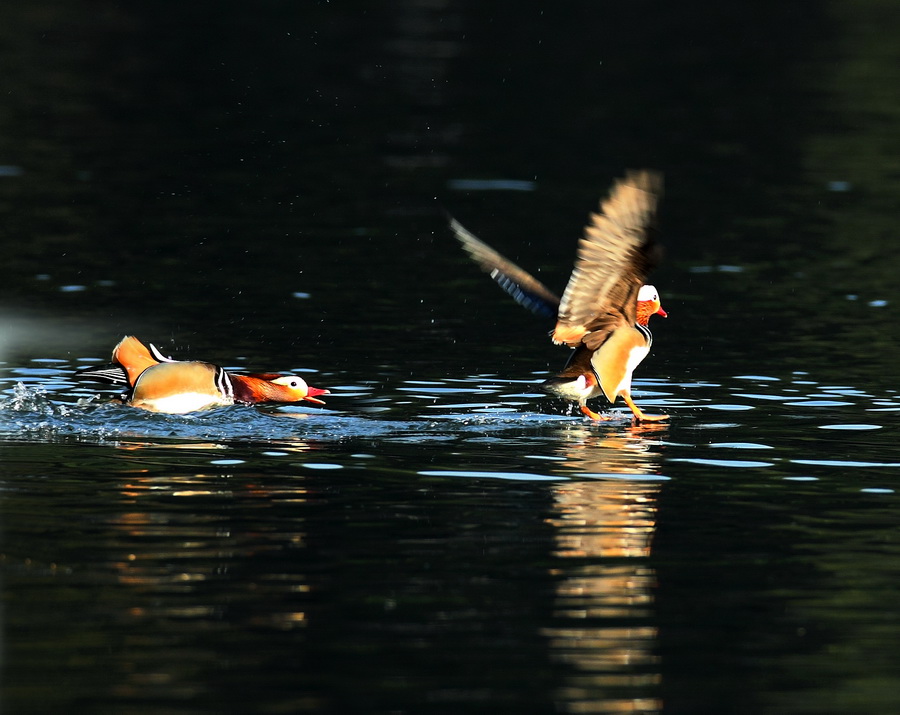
[[552, 170, 663, 347], [449, 217, 560, 319], [74, 364, 130, 385]]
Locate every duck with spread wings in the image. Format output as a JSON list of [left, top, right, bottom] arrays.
[[450, 170, 668, 422]]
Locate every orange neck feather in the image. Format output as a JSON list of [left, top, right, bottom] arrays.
[[635, 301, 658, 327], [230, 374, 293, 403]]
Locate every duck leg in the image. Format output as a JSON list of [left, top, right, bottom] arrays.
[[580, 405, 612, 421], [621, 393, 668, 422]]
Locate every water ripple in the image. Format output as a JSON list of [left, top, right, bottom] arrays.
[[669, 458, 775, 468], [3, 366, 900, 500], [419, 469, 564, 481]]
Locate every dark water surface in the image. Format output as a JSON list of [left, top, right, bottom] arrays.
[[2, 1, 900, 713]]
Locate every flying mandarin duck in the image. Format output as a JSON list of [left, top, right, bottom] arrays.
[[77, 336, 329, 414], [450, 170, 667, 422]]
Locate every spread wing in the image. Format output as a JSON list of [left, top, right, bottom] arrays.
[[449, 217, 560, 319], [552, 170, 663, 349]]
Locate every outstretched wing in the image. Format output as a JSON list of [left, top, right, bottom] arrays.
[[552, 170, 663, 349], [449, 217, 560, 319]]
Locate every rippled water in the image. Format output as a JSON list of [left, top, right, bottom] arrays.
[[4, 361, 900, 485], [2, 361, 900, 713]]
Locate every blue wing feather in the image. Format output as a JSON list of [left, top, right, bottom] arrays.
[[450, 217, 561, 320]]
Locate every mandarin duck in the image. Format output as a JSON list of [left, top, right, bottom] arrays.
[[451, 170, 668, 422], [77, 336, 328, 414]]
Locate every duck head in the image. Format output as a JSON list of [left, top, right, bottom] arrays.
[[636, 284, 667, 325], [233, 373, 330, 405], [268, 375, 330, 404]]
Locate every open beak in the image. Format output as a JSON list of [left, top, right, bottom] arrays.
[[303, 386, 330, 405]]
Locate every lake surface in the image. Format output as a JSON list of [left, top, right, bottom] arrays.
[[2, 1, 900, 713]]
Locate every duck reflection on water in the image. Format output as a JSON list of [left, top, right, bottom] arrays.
[[543, 423, 666, 713]]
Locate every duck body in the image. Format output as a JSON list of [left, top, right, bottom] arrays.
[[128, 361, 233, 413], [545, 328, 649, 405], [78, 336, 328, 414], [543, 284, 666, 420], [451, 170, 668, 422]]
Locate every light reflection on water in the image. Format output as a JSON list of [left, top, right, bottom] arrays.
[[5, 360, 900, 504], [5, 359, 900, 511], [2, 360, 900, 714], [4, 359, 900, 474], [543, 432, 664, 712]]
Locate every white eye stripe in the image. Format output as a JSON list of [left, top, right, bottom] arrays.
[[271, 375, 308, 390]]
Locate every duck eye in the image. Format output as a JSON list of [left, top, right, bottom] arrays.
[[290, 380, 299, 388]]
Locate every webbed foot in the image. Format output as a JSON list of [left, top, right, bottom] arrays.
[[580, 405, 612, 421], [622, 394, 669, 423]]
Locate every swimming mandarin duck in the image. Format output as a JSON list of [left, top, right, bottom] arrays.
[[77, 336, 329, 414], [450, 170, 667, 422]]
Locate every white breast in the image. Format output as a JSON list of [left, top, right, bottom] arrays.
[[612, 344, 650, 397], [135, 392, 233, 414]]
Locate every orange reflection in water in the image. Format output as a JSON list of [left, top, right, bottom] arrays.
[[101, 447, 316, 651], [544, 425, 666, 713]]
